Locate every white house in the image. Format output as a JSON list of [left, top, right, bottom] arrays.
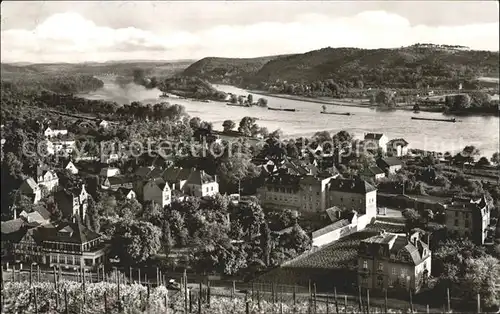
[[143, 178, 171, 208], [387, 138, 410, 157], [65, 161, 79, 175], [99, 167, 121, 178], [54, 185, 89, 220], [35, 167, 59, 192], [43, 140, 76, 156], [98, 120, 109, 128], [184, 170, 219, 197], [364, 133, 389, 153], [44, 127, 68, 138]]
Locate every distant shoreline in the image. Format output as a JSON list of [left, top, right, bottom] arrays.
[[246, 89, 498, 116]]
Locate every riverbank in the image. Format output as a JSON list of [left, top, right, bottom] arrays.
[[247, 89, 499, 116]]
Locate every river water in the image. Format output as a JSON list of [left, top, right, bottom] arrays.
[[79, 77, 499, 157]]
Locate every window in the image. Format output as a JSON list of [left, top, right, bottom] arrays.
[[454, 219, 458, 226], [465, 220, 469, 228], [401, 268, 407, 276], [455, 211, 458, 217], [392, 267, 396, 275], [363, 260, 368, 268], [340, 198, 343, 202], [316, 192, 320, 196], [378, 263, 384, 271]]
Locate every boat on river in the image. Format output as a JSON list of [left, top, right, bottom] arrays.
[[226, 103, 250, 107], [268, 107, 297, 112], [320, 111, 352, 116], [411, 117, 458, 123]]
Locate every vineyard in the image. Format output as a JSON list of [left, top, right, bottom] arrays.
[[1, 279, 415, 314]]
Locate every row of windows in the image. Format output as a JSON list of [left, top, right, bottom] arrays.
[[454, 211, 470, 218], [454, 219, 470, 227], [362, 261, 409, 276]]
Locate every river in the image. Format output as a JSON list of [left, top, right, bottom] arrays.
[[79, 77, 499, 158]]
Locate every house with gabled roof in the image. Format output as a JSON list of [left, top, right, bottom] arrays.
[[143, 178, 171, 207], [34, 165, 59, 192], [376, 157, 403, 175], [387, 138, 410, 157], [19, 177, 42, 204], [115, 187, 136, 200], [183, 169, 219, 197], [361, 166, 386, 182], [54, 185, 89, 221], [65, 161, 79, 174], [364, 133, 389, 153], [357, 231, 431, 293], [327, 177, 377, 220], [44, 127, 68, 138]]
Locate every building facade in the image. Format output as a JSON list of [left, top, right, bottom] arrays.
[[364, 133, 389, 153], [327, 178, 377, 218], [387, 139, 410, 157], [143, 178, 172, 208], [357, 231, 431, 294], [445, 195, 491, 245]]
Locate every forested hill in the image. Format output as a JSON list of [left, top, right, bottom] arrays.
[[181, 45, 499, 89], [181, 55, 286, 85]]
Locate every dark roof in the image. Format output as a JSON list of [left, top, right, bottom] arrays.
[[329, 178, 376, 194], [186, 170, 216, 185], [265, 174, 301, 190], [1, 218, 25, 235], [367, 166, 385, 175], [38, 220, 101, 244], [134, 166, 163, 179], [116, 187, 134, 195], [377, 157, 402, 167], [359, 232, 429, 266], [364, 133, 385, 140], [162, 167, 192, 183], [107, 176, 134, 186], [388, 138, 409, 147], [313, 219, 351, 238]]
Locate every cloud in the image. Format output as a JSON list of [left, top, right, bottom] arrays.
[[1, 11, 498, 63]]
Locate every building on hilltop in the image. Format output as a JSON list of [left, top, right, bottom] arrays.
[[183, 169, 219, 197], [357, 231, 431, 294], [445, 195, 491, 245], [34, 165, 59, 192]]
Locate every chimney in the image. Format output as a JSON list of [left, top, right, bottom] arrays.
[[214, 175, 218, 183]]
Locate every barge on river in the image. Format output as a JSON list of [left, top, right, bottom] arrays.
[[320, 111, 352, 116], [268, 107, 297, 112], [411, 117, 458, 123]]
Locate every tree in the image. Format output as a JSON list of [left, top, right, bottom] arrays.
[[257, 98, 268, 107], [222, 120, 236, 133], [476, 156, 490, 168], [109, 219, 162, 265], [375, 90, 396, 107], [402, 208, 421, 230], [237, 95, 245, 105], [232, 199, 265, 238], [230, 94, 238, 104], [189, 117, 201, 129], [247, 94, 253, 104], [117, 198, 142, 220], [161, 221, 175, 256], [238, 117, 258, 136], [260, 222, 272, 266], [461, 145, 480, 163], [491, 152, 500, 167]]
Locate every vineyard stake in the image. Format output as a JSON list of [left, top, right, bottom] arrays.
[[384, 289, 388, 313], [165, 294, 168, 313], [251, 281, 254, 301], [138, 268, 141, 285], [358, 286, 363, 313], [409, 289, 413, 314], [446, 288, 450, 313], [326, 293, 329, 314], [198, 282, 202, 314], [245, 292, 250, 314], [65, 288, 69, 314], [366, 289, 370, 314], [257, 283, 261, 310], [334, 286, 339, 314], [118, 268, 122, 313], [30, 264, 33, 286], [207, 280, 211, 308], [104, 290, 108, 314], [37, 264, 40, 282], [34, 287, 39, 314], [129, 267, 132, 284], [189, 288, 193, 313], [53, 266, 58, 290], [344, 295, 347, 314], [313, 283, 317, 314], [477, 293, 480, 313], [426, 304, 430, 314]]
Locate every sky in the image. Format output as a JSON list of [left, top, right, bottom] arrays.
[[1, 1, 499, 63]]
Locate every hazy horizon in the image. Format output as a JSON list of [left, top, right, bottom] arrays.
[[1, 1, 499, 63]]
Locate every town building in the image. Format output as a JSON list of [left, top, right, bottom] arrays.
[[183, 169, 219, 197], [101, 176, 135, 191], [99, 167, 121, 178], [143, 178, 172, 208], [376, 157, 403, 176], [44, 127, 68, 138], [43, 139, 76, 156], [34, 166, 59, 192], [445, 195, 491, 245], [387, 139, 410, 157], [361, 166, 386, 182], [357, 231, 431, 293], [65, 161, 79, 174], [115, 188, 136, 200], [98, 120, 109, 128], [364, 133, 389, 153], [327, 177, 377, 218], [8, 219, 108, 269], [19, 178, 42, 204], [54, 185, 89, 221]]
